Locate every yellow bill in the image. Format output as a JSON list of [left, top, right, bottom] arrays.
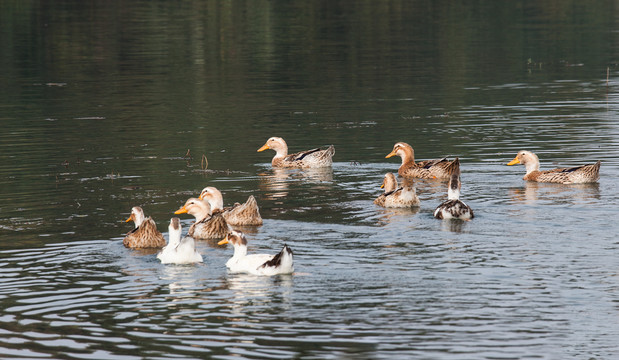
[[385, 151, 396, 158], [174, 206, 188, 214], [506, 157, 520, 166], [257, 144, 269, 152], [217, 235, 229, 246]]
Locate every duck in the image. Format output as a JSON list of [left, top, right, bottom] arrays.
[[433, 159, 474, 220], [374, 173, 420, 208], [257, 136, 335, 168], [199, 186, 263, 226], [217, 230, 294, 276], [123, 206, 166, 248], [157, 217, 203, 264], [174, 198, 230, 239], [506, 150, 601, 184], [385, 142, 457, 179]]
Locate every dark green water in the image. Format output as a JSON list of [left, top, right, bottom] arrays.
[[1, 1, 618, 358]]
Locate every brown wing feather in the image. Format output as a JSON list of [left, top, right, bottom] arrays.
[[223, 195, 263, 226], [189, 212, 230, 239], [123, 217, 166, 248]]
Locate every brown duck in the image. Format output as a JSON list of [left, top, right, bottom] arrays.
[[174, 198, 230, 239], [257, 137, 335, 168], [199, 186, 263, 226], [374, 173, 420, 208], [385, 142, 457, 179], [123, 206, 166, 248], [507, 150, 600, 184]]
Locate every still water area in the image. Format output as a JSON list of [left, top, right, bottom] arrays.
[[1, 1, 619, 359]]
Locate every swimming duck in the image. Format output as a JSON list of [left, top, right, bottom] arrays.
[[123, 206, 166, 248], [433, 159, 474, 220], [174, 198, 230, 239], [385, 142, 457, 179], [506, 150, 601, 184], [157, 217, 203, 264], [374, 173, 420, 208], [257, 137, 335, 168], [199, 186, 263, 226], [217, 230, 294, 276]]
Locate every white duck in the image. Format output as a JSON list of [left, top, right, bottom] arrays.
[[217, 230, 294, 276], [433, 159, 474, 220], [157, 217, 203, 264]]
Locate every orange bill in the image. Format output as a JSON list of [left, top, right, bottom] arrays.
[[125, 216, 132, 223], [217, 235, 229, 246], [257, 144, 269, 152], [506, 156, 520, 166], [174, 206, 188, 214], [385, 150, 396, 158]]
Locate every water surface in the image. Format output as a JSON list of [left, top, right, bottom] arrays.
[[1, 1, 619, 359]]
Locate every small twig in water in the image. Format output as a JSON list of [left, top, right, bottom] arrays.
[[201, 154, 208, 170]]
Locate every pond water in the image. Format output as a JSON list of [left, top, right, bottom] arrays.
[[1, 1, 619, 359]]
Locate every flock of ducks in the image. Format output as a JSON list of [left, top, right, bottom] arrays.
[[123, 137, 602, 274]]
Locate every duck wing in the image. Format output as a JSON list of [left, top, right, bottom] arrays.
[[223, 195, 263, 226]]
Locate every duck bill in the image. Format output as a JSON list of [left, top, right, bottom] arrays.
[[380, 183, 385, 189], [198, 193, 205, 200], [217, 235, 229, 246], [125, 216, 132, 223], [506, 157, 520, 166], [385, 150, 396, 158], [174, 206, 188, 214], [257, 144, 270, 152]]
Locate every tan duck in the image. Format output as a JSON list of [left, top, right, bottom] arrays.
[[257, 137, 335, 168], [374, 173, 420, 208], [433, 159, 474, 220], [385, 142, 457, 179], [507, 150, 601, 184], [123, 206, 166, 248], [199, 186, 263, 226], [174, 198, 230, 239]]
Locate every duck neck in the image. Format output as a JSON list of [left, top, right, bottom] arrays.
[[273, 145, 288, 160], [383, 175, 398, 193], [400, 147, 415, 166], [168, 229, 181, 248], [208, 193, 224, 212], [232, 244, 248, 259], [133, 212, 145, 228], [447, 174, 461, 200], [523, 160, 540, 174], [191, 205, 211, 223]]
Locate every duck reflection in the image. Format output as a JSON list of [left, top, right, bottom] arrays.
[[439, 219, 468, 233], [224, 273, 293, 314], [509, 181, 601, 205], [161, 265, 201, 298], [374, 207, 420, 226], [258, 167, 334, 201]]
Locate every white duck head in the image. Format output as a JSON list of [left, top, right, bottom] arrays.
[[126, 206, 145, 228], [174, 198, 212, 222], [257, 137, 289, 158], [198, 186, 224, 211]]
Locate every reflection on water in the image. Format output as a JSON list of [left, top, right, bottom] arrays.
[[259, 167, 334, 201], [508, 181, 602, 205]]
